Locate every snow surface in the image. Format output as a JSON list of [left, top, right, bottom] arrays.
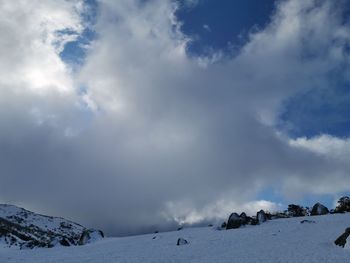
[[1, 213, 350, 262]]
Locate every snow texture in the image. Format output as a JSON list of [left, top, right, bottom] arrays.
[[1, 213, 350, 262]]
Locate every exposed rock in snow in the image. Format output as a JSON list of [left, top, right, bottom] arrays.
[[78, 229, 104, 245], [311, 203, 329, 216], [226, 211, 259, 230], [59, 238, 71, 247], [176, 238, 188, 246], [239, 212, 248, 225], [300, 220, 316, 224], [334, 227, 350, 248], [0, 204, 104, 249], [226, 213, 242, 229], [257, 210, 267, 224]]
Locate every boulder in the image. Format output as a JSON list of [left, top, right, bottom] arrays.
[[239, 212, 249, 225], [226, 213, 242, 229], [59, 238, 70, 247], [177, 238, 188, 246], [257, 210, 267, 224], [311, 203, 329, 216], [78, 229, 104, 246], [334, 227, 350, 248]]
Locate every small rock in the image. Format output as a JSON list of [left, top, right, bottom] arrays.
[[300, 220, 316, 224], [177, 238, 188, 246]]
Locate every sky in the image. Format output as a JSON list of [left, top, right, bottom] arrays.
[[1, 0, 350, 236]]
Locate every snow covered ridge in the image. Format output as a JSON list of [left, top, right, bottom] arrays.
[[1, 213, 350, 263], [0, 204, 104, 249]]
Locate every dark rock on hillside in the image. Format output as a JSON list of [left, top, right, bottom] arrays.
[[78, 229, 104, 246], [226, 213, 242, 229], [0, 204, 104, 249], [226, 212, 258, 229], [177, 238, 188, 246], [257, 210, 267, 224], [59, 238, 71, 247], [239, 212, 249, 225], [311, 203, 329, 216], [300, 220, 316, 224], [334, 227, 350, 248]]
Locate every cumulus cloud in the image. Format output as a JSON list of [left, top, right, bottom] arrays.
[[0, 0, 350, 236]]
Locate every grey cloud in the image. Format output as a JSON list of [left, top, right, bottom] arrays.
[[0, 0, 350, 236]]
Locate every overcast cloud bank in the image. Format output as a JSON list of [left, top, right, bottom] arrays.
[[0, 0, 350, 236]]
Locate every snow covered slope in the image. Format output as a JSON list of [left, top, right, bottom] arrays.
[[1, 213, 350, 262], [0, 204, 103, 249]]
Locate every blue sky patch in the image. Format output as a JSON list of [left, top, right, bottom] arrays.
[[176, 0, 275, 56]]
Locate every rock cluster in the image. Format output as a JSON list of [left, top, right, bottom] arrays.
[[226, 211, 262, 230]]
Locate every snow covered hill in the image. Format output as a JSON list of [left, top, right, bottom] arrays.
[[0, 204, 104, 249], [1, 212, 350, 262]]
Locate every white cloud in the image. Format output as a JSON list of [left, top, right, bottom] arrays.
[[163, 198, 283, 225], [290, 135, 350, 159], [0, 0, 85, 94], [203, 24, 211, 32]]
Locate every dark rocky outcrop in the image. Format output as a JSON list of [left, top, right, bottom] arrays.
[[226, 213, 242, 229], [257, 210, 267, 224], [226, 212, 259, 229], [59, 238, 71, 247], [177, 238, 188, 246], [334, 227, 350, 248], [311, 203, 329, 216], [239, 212, 249, 225]]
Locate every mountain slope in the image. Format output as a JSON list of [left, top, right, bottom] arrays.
[[1, 212, 350, 262], [0, 204, 103, 249]]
